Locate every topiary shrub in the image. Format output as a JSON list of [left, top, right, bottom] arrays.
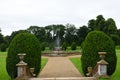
[[62, 42, 67, 50], [81, 31, 117, 76], [71, 42, 76, 50], [6, 33, 41, 79]]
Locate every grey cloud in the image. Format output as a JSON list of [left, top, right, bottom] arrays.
[[0, 0, 120, 35]]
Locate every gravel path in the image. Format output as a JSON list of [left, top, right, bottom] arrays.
[[38, 55, 82, 78]]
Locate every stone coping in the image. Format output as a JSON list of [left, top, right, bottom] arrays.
[[29, 77, 97, 80]]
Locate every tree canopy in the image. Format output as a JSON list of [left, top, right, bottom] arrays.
[[1, 15, 120, 48]]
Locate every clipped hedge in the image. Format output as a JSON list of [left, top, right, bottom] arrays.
[[81, 31, 117, 76], [71, 42, 76, 50], [6, 33, 41, 78]]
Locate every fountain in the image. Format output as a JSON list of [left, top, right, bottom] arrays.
[[50, 29, 65, 56], [55, 36, 61, 51]]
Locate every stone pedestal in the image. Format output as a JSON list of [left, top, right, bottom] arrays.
[[16, 53, 27, 79], [98, 61, 107, 75], [97, 52, 109, 78]]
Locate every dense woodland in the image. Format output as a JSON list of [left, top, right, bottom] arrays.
[[0, 15, 120, 51]]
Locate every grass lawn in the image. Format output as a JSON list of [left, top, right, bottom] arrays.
[[41, 58, 48, 71], [70, 57, 84, 76], [70, 49, 120, 80], [0, 52, 10, 80], [102, 49, 120, 80], [0, 52, 48, 80]]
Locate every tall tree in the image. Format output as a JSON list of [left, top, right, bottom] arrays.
[[95, 15, 105, 30], [27, 26, 46, 43], [0, 33, 7, 51], [106, 18, 118, 45], [27, 26, 41, 35], [87, 15, 119, 45], [65, 23, 77, 45], [77, 25, 89, 45], [45, 25, 53, 43], [37, 27, 46, 43], [88, 19, 96, 31], [0, 33, 5, 45], [4, 35, 11, 47], [106, 18, 117, 34], [88, 15, 106, 32]]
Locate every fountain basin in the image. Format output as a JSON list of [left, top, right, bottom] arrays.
[[50, 50, 66, 57]]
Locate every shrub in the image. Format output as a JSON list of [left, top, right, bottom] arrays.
[[0, 43, 7, 52], [62, 42, 67, 50], [49, 42, 54, 50], [41, 42, 47, 51], [81, 31, 117, 76], [110, 34, 120, 45], [6, 33, 41, 79], [71, 42, 76, 50]]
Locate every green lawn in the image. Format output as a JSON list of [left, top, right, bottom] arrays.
[[0, 52, 10, 80], [41, 58, 48, 71], [107, 49, 120, 80], [70, 49, 120, 80], [70, 58, 84, 76], [0, 52, 48, 80]]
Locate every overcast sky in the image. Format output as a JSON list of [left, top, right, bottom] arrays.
[[0, 0, 120, 36]]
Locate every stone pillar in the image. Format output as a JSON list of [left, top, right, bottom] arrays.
[[97, 52, 109, 78], [16, 53, 27, 78]]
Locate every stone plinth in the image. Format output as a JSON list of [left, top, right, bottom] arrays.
[[16, 53, 27, 79], [97, 60, 108, 75], [97, 52, 109, 78]]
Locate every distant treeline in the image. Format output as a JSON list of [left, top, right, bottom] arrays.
[[0, 15, 120, 51]]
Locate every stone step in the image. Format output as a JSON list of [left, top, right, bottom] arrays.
[[29, 77, 97, 80]]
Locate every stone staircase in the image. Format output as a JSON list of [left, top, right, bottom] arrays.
[[29, 77, 97, 80]]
